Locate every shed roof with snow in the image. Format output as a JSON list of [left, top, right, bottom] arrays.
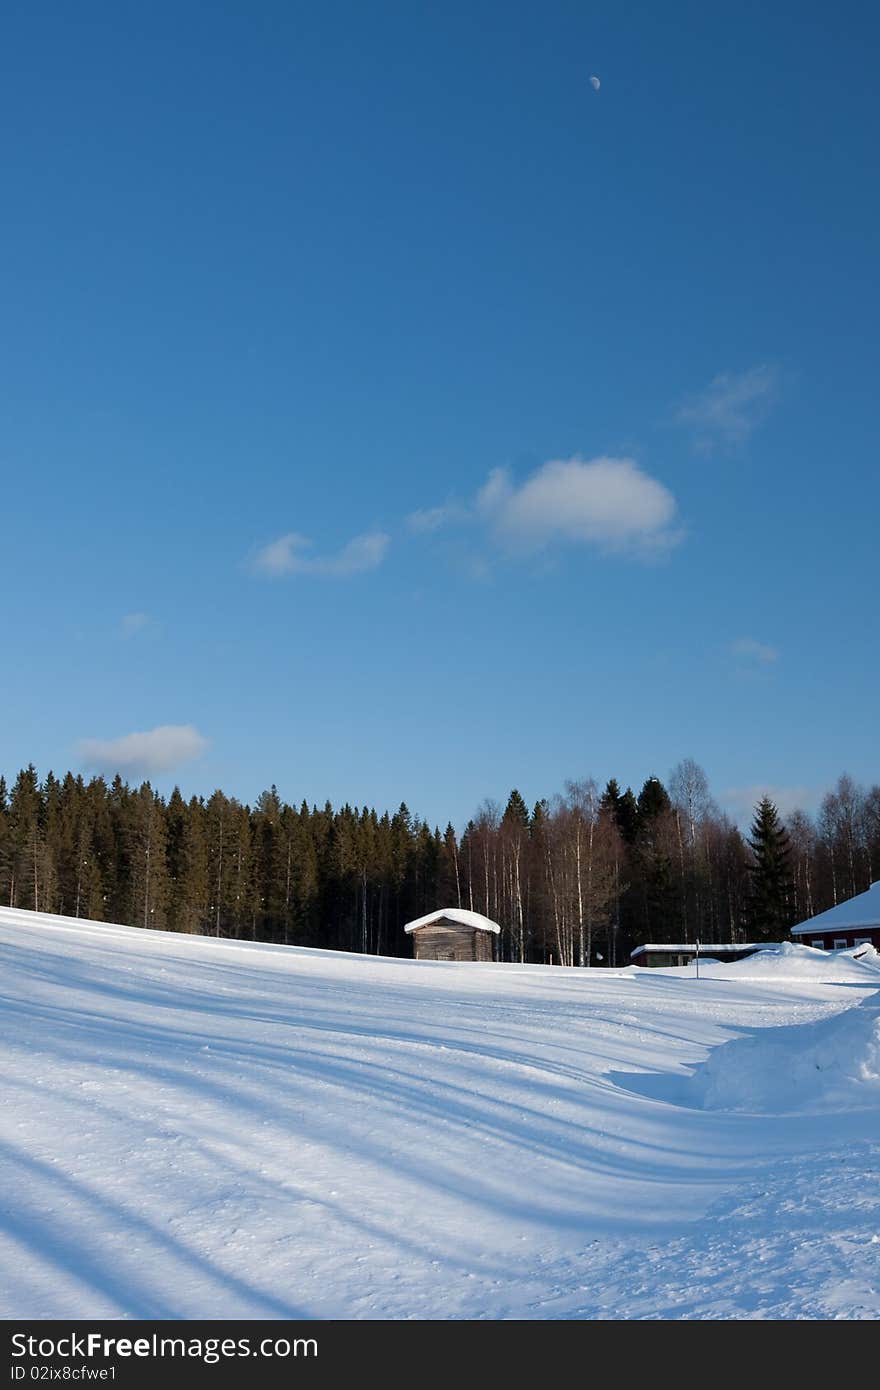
[[403, 908, 501, 935], [790, 881, 880, 936]]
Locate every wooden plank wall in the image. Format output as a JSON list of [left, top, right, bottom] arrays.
[[410, 921, 496, 961]]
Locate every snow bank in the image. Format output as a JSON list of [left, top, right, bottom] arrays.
[[702, 939, 880, 983], [693, 999, 880, 1114]]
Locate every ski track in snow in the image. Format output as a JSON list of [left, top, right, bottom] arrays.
[[1, 909, 879, 1320]]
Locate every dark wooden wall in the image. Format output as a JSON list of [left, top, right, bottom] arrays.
[[410, 920, 496, 961]]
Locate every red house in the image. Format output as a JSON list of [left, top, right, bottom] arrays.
[[790, 881, 880, 951]]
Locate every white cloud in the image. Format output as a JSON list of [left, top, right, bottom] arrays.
[[476, 456, 683, 556], [723, 784, 815, 827], [254, 531, 390, 578], [77, 725, 209, 776], [120, 612, 153, 637], [730, 636, 779, 664], [677, 364, 779, 446], [405, 504, 467, 534]]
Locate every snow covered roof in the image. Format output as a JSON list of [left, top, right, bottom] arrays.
[[791, 881, 880, 935], [631, 943, 769, 956], [404, 908, 501, 935]]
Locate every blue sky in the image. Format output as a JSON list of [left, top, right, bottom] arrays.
[[2, 1, 877, 829]]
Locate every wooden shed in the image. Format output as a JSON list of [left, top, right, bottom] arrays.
[[404, 908, 500, 962]]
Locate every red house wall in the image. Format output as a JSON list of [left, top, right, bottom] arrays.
[[799, 926, 880, 951]]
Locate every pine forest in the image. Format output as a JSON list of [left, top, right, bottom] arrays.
[[1, 761, 877, 966]]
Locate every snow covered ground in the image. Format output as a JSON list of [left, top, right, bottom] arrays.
[[1, 908, 879, 1320]]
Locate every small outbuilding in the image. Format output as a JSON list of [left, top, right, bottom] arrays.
[[790, 881, 880, 952], [404, 908, 500, 962], [630, 942, 771, 968]]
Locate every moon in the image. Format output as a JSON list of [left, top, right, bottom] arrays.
[[589, 74, 600, 91]]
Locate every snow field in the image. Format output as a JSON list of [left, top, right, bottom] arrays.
[[1, 908, 878, 1320]]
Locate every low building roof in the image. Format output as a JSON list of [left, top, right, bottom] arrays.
[[630, 942, 768, 958], [404, 908, 501, 935], [790, 881, 880, 935]]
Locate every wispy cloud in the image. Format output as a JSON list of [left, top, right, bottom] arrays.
[[475, 456, 683, 557], [730, 636, 779, 665], [77, 724, 209, 776], [723, 784, 815, 827], [120, 612, 154, 638], [677, 364, 780, 447], [254, 531, 390, 578], [405, 504, 468, 534]]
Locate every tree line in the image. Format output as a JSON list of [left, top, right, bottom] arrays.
[[0, 761, 877, 964]]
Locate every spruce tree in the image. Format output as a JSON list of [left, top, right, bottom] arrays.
[[251, 786, 291, 942], [176, 797, 209, 934], [0, 775, 11, 908], [746, 797, 794, 938], [442, 822, 462, 908], [231, 801, 255, 939], [164, 787, 189, 926], [601, 780, 639, 845], [126, 783, 169, 931], [7, 766, 42, 910], [502, 789, 529, 829], [637, 775, 671, 824], [205, 790, 237, 938], [85, 776, 113, 920], [502, 790, 530, 962], [634, 776, 676, 941], [70, 777, 104, 921]]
